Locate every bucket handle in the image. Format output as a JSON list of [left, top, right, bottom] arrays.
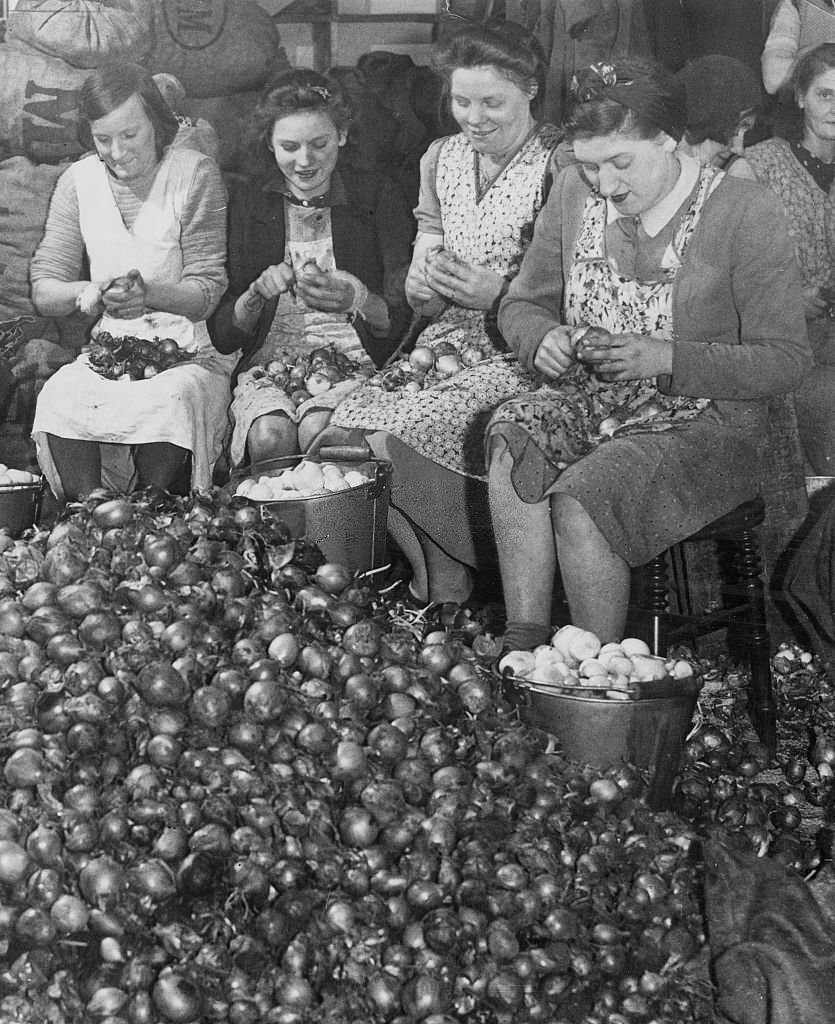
[[317, 444, 374, 462], [500, 672, 530, 710]]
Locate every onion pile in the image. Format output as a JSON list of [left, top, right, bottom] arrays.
[[0, 489, 828, 1023], [375, 341, 488, 394], [87, 333, 192, 381], [247, 346, 370, 407]]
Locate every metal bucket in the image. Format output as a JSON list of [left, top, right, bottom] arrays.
[[231, 446, 391, 574], [505, 674, 701, 809], [0, 480, 43, 536]]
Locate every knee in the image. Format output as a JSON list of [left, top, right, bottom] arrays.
[[486, 434, 511, 477], [248, 413, 297, 461], [550, 493, 594, 542]]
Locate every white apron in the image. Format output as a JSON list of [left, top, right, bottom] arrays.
[[32, 151, 236, 497]]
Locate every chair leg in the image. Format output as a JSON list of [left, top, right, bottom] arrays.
[[733, 526, 776, 759], [644, 552, 669, 655]]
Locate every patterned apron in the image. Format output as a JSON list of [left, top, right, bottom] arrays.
[[490, 163, 721, 473], [329, 126, 560, 477]]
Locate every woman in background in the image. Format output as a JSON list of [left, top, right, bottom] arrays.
[[747, 42, 835, 472], [676, 53, 760, 178]]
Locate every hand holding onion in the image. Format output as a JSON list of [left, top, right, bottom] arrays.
[[577, 330, 674, 381], [424, 248, 504, 310], [294, 262, 355, 313], [102, 269, 146, 319]]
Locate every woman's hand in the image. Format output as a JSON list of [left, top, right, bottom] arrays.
[[424, 249, 504, 310], [249, 262, 295, 304], [234, 262, 294, 327], [294, 263, 354, 313], [101, 269, 146, 319], [533, 326, 579, 380], [406, 257, 442, 306], [578, 332, 673, 381]]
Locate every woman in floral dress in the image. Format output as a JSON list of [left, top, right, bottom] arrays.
[[486, 58, 811, 649], [328, 21, 561, 605]]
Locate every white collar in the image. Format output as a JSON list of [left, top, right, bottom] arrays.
[[606, 152, 700, 238]]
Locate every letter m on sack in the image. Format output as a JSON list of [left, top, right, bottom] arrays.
[[21, 81, 82, 163]]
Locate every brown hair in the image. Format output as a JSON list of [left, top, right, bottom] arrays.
[[246, 68, 352, 173], [77, 62, 179, 157], [431, 20, 546, 115]]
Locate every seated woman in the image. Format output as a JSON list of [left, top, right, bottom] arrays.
[[207, 69, 414, 468], [747, 42, 835, 472], [486, 58, 811, 650], [326, 21, 561, 606], [675, 53, 760, 178], [31, 62, 235, 501]]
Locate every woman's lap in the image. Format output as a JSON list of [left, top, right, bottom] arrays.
[[489, 400, 761, 567]]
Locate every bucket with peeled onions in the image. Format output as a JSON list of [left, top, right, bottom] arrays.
[[230, 446, 391, 573], [499, 625, 701, 809]]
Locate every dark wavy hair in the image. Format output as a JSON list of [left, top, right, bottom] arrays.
[[795, 41, 835, 99], [567, 57, 687, 143], [246, 68, 353, 174], [431, 20, 546, 116], [77, 62, 179, 157]]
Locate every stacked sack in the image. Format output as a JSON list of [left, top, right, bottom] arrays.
[[0, 0, 289, 438]]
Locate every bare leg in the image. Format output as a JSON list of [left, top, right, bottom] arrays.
[[551, 493, 630, 642], [298, 409, 333, 453], [368, 431, 473, 604], [488, 439, 555, 631], [387, 505, 430, 601], [46, 434, 101, 500], [247, 413, 299, 465], [134, 442, 190, 491]]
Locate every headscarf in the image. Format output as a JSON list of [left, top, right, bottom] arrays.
[[570, 61, 687, 142]]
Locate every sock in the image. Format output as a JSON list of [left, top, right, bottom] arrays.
[[502, 620, 551, 652]]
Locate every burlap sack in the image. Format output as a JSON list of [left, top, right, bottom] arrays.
[[0, 41, 88, 165], [0, 156, 64, 322], [185, 90, 263, 171], [147, 0, 281, 98], [7, 0, 153, 69]]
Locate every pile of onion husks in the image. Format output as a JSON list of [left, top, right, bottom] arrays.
[[0, 489, 830, 1024]]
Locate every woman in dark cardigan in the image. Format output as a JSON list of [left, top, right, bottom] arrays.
[[486, 57, 811, 650], [208, 69, 413, 466]]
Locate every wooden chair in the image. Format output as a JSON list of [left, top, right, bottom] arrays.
[[632, 495, 776, 757]]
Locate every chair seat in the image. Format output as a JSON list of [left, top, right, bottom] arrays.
[[688, 495, 766, 541]]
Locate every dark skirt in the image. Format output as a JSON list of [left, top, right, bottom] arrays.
[[487, 388, 762, 568]]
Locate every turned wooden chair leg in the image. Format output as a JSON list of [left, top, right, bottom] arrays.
[[644, 552, 669, 655], [733, 526, 776, 757]]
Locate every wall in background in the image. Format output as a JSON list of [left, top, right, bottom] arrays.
[[257, 0, 438, 68]]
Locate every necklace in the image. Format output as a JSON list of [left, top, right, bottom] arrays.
[[280, 190, 330, 208], [791, 139, 835, 192]]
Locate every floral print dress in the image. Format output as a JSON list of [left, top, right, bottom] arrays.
[[329, 125, 560, 479]]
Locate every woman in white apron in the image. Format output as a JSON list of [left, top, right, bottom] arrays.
[[30, 62, 235, 501]]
